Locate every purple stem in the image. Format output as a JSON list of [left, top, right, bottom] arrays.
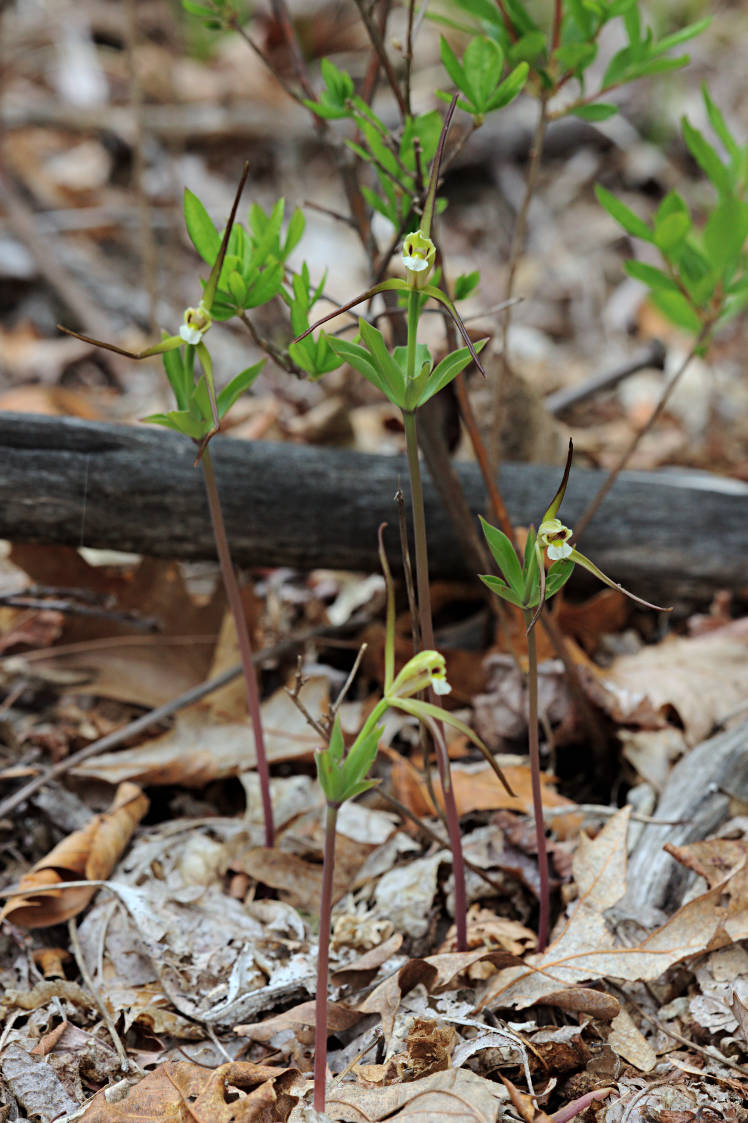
[[201, 448, 274, 847], [314, 802, 338, 1113], [403, 409, 468, 952], [525, 614, 550, 951]]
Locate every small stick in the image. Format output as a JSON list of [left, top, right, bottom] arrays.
[[544, 340, 667, 416], [574, 325, 710, 542], [68, 916, 130, 1073], [0, 622, 350, 822]]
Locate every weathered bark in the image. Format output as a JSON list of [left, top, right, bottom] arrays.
[[622, 719, 748, 922], [1, 413, 746, 598]]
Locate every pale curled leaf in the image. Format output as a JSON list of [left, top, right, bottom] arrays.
[[1, 783, 148, 928]]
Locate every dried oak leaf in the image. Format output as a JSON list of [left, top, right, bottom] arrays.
[[325, 1066, 507, 1122], [1, 781, 148, 927], [479, 807, 748, 1011], [77, 1060, 299, 1122]]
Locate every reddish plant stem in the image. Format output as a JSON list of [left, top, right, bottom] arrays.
[[403, 409, 468, 952], [524, 612, 550, 952], [201, 448, 274, 848], [454, 371, 515, 541], [314, 801, 338, 1113], [551, 0, 563, 52], [552, 1087, 614, 1123]]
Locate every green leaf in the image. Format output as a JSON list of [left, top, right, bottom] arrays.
[[316, 715, 381, 805], [654, 210, 691, 253], [595, 184, 653, 242], [653, 17, 711, 55], [440, 35, 466, 93], [650, 289, 702, 332], [702, 85, 739, 160], [327, 337, 390, 399], [217, 360, 265, 418], [227, 271, 247, 306], [509, 29, 546, 64], [624, 259, 679, 292], [245, 261, 284, 308], [703, 198, 748, 274], [417, 342, 483, 406], [543, 559, 575, 601], [454, 270, 480, 300], [522, 529, 539, 603], [485, 62, 529, 112], [682, 118, 731, 195], [554, 41, 597, 74], [570, 103, 618, 122], [478, 574, 526, 608], [183, 188, 221, 265], [463, 36, 504, 110], [479, 515, 523, 592], [161, 344, 192, 411], [358, 319, 407, 405], [182, 1, 218, 18], [283, 209, 306, 257], [143, 409, 206, 440]]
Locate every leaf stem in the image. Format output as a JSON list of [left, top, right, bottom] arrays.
[[314, 801, 338, 1113], [201, 448, 274, 847]]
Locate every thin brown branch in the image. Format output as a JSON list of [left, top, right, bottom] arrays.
[[493, 94, 550, 471], [574, 324, 711, 542], [352, 0, 407, 120]]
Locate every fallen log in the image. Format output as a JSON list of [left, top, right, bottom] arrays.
[[1, 413, 746, 599]]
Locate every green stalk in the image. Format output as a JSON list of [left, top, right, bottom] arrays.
[[201, 448, 274, 847], [402, 301, 468, 949], [314, 800, 338, 1113], [523, 610, 550, 952]]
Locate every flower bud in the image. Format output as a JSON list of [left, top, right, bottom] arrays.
[[388, 650, 451, 700]]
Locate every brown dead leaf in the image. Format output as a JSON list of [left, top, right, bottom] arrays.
[[591, 618, 748, 745], [539, 988, 619, 1020], [77, 1060, 299, 1122], [1, 782, 148, 927], [325, 1067, 507, 1122], [357, 958, 440, 1045], [235, 1000, 360, 1044], [500, 1074, 553, 1122], [479, 807, 748, 1010], [556, 589, 629, 654], [390, 754, 581, 837], [440, 906, 537, 956], [383, 1018, 458, 1083], [233, 842, 371, 911], [73, 677, 328, 786], [331, 934, 403, 987], [607, 1007, 656, 1071], [0, 383, 102, 418], [0, 607, 63, 653]]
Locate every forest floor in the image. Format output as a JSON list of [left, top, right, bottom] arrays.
[[0, 1, 747, 1120]]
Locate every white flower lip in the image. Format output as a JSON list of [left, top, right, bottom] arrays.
[[179, 324, 203, 345], [402, 254, 430, 272], [431, 674, 452, 695], [547, 541, 573, 561]]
